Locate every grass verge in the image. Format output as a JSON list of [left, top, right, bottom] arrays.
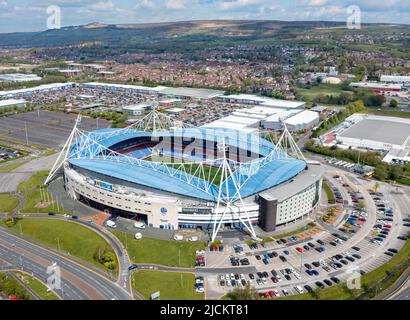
[[132, 270, 204, 300], [322, 180, 336, 204], [271, 222, 316, 240], [0, 272, 31, 300], [0, 193, 19, 213], [114, 231, 206, 268], [13, 271, 60, 300], [17, 171, 69, 214]]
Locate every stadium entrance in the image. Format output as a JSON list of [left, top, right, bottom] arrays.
[[78, 195, 148, 223]]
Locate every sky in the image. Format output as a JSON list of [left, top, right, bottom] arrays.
[[0, 0, 409, 33]]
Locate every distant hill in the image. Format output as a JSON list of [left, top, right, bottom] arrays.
[[0, 20, 350, 49]]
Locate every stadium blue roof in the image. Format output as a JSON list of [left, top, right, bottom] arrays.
[[69, 128, 306, 201]]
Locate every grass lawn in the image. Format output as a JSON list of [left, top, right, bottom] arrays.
[[132, 270, 204, 300], [279, 237, 410, 300], [145, 155, 223, 185], [13, 271, 60, 300], [295, 84, 353, 103], [114, 231, 206, 268], [0, 193, 19, 213], [4, 217, 118, 273], [17, 171, 69, 214]]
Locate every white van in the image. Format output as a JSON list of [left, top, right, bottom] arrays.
[[134, 221, 146, 229], [174, 235, 184, 241], [295, 286, 304, 294], [106, 220, 117, 229]]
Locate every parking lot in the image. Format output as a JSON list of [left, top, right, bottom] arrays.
[[203, 170, 409, 298], [0, 110, 110, 149]]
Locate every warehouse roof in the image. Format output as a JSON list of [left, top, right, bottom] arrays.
[[0, 83, 75, 97], [285, 110, 319, 126], [0, 99, 27, 108], [339, 118, 410, 146], [160, 87, 224, 99]]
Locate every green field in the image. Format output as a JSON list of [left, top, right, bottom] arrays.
[[114, 231, 206, 268], [13, 272, 60, 300], [5, 217, 118, 273], [295, 83, 353, 102], [145, 154, 223, 185], [17, 171, 69, 214], [132, 270, 203, 300], [0, 193, 19, 213]]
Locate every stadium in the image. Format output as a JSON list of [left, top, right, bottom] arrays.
[[47, 111, 323, 240]]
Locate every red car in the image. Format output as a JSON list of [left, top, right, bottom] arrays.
[[296, 247, 303, 253], [268, 290, 276, 297]]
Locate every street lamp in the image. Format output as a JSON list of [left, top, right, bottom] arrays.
[[55, 237, 60, 251]]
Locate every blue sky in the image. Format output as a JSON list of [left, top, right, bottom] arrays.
[[0, 0, 409, 33]]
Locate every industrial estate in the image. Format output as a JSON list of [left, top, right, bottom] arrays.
[[0, 3, 409, 305]]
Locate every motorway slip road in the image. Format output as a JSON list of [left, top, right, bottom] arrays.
[[0, 227, 132, 300]]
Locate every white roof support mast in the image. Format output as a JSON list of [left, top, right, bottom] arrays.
[[210, 139, 259, 243], [45, 114, 82, 184]]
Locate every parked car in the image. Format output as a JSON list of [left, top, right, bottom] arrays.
[[331, 277, 340, 284]]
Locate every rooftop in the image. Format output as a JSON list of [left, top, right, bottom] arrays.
[[285, 110, 319, 126], [339, 115, 410, 147], [0, 99, 27, 108], [257, 164, 324, 202], [160, 87, 224, 99]]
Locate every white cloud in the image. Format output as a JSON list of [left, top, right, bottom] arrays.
[[165, 0, 187, 10], [306, 0, 328, 6], [219, 0, 262, 11], [90, 1, 115, 12]]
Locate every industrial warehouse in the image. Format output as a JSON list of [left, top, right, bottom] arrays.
[[322, 114, 410, 164]]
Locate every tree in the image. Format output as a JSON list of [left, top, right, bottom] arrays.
[[389, 99, 398, 108], [357, 201, 366, 210], [373, 182, 381, 192], [227, 284, 257, 300], [374, 165, 388, 181]]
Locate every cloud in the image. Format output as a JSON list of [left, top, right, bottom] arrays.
[[164, 0, 186, 10], [219, 0, 262, 11], [90, 1, 115, 11], [305, 0, 328, 6], [138, 0, 156, 9]]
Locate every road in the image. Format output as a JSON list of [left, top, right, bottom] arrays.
[[0, 227, 132, 300], [392, 284, 410, 300]]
